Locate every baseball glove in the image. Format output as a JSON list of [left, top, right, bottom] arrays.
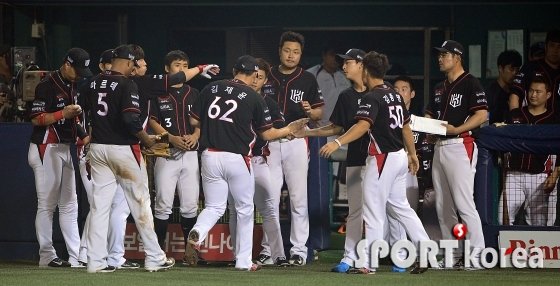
[[141, 131, 171, 158]]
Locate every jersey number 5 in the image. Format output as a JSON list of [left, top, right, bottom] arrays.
[[208, 96, 237, 123], [389, 105, 404, 129], [97, 93, 108, 116]]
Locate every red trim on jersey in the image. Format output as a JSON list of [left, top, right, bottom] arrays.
[[257, 122, 273, 130], [441, 73, 469, 120], [355, 116, 374, 126], [242, 155, 251, 173], [130, 144, 142, 167], [262, 145, 270, 157], [373, 153, 388, 177], [122, 107, 141, 113], [182, 86, 191, 136], [268, 67, 303, 115], [45, 125, 60, 143], [425, 110, 437, 118], [544, 156, 553, 174], [462, 140, 475, 164], [190, 111, 201, 120], [37, 144, 47, 164], [310, 101, 324, 108]]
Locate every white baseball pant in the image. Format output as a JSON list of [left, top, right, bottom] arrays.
[[191, 150, 255, 269], [432, 141, 484, 257], [229, 155, 286, 261], [154, 150, 200, 220], [548, 188, 557, 226], [498, 171, 550, 226], [28, 143, 81, 266], [362, 150, 430, 271], [77, 150, 130, 267], [86, 143, 166, 272], [267, 138, 309, 259]]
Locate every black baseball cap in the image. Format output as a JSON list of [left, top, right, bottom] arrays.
[[337, 49, 366, 62], [545, 30, 560, 44], [529, 42, 545, 57], [113, 45, 140, 68], [64, 47, 93, 78], [433, 40, 464, 56], [99, 49, 114, 64], [234, 55, 259, 72]]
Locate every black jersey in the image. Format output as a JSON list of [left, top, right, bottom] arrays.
[[190, 79, 272, 156], [131, 72, 186, 125], [264, 66, 324, 124], [329, 87, 369, 167], [355, 84, 410, 155], [253, 95, 285, 157], [413, 130, 433, 178], [505, 107, 559, 174], [85, 70, 142, 145], [150, 84, 199, 139], [29, 71, 79, 144], [485, 80, 510, 124], [510, 58, 560, 112], [426, 72, 488, 139]]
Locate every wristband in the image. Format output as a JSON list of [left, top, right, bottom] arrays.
[[53, 110, 64, 121], [334, 139, 342, 147], [198, 65, 204, 74]]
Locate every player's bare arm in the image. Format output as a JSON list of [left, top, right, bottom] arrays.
[[441, 109, 487, 135], [260, 118, 309, 141], [544, 165, 560, 194], [319, 119, 369, 158], [183, 127, 200, 149], [148, 119, 189, 151], [31, 104, 82, 126], [294, 123, 343, 138], [508, 93, 520, 110], [402, 123, 419, 176]]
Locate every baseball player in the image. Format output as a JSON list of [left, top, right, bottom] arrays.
[[147, 50, 204, 262], [184, 55, 308, 271], [499, 76, 560, 225], [227, 58, 290, 267], [83, 45, 174, 273], [76, 48, 139, 270], [317, 51, 430, 275], [509, 30, 560, 112], [263, 31, 324, 266], [28, 48, 92, 267], [426, 40, 487, 270], [485, 50, 522, 124]]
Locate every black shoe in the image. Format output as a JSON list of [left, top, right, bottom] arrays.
[[410, 262, 428, 274], [184, 230, 200, 266], [254, 254, 273, 266], [117, 260, 140, 270], [227, 260, 236, 267], [289, 255, 305, 266], [71, 261, 87, 268], [197, 256, 211, 265], [275, 258, 290, 267], [45, 258, 71, 267], [347, 267, 375, 274], [87, 266, 116, 273]]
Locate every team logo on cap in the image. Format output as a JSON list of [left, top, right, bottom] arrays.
[[453, 48, 462, 54], [346, 49, 352, 54], [85, 59, 90, 67], [67, 56, 74, 63], [128, 54, 135, 60], [442, 41, 448, 47]]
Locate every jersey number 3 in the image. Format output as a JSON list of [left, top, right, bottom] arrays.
[[208, 96, 237, 123], [389, 105, 404, 129]]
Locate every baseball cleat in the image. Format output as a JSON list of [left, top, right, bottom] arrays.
[[43, 258, 71, 268], [347, 267, 375, 274], [87, 266, 116, 273], [236, 263, 262, 271], [71, 261, 87, 268], [145, 257, 175, 272], [254, 254, 273, 266], [331, 262, 351, 273], [431, 258, 463, 270], [117, 260, 140, 269], [227, 260, 236, 267], [197, 257, 211, 265], [410, 262, 428, 274], [289, 255, 306, 266], [275, 258, 290, 267], [184, 230, 200, 266]]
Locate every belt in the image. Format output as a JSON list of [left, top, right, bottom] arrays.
[[436, 138, 463, 146]]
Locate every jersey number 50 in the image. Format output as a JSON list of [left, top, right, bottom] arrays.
[[389, 105, 404, 129], [208, 96, 237, 123]]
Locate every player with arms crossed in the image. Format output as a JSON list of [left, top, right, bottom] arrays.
[[148, 50, 204, 262], [263, 31, 324, 266], [28, 48, 92, 267], [227, 58, 290, 267], [84, 45, 174, 273], [427, 40, 487, 270], [318, 51, 430, 275], [184, 55, 308, 271]]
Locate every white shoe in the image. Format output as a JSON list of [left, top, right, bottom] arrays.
[[145, 257, 175, 272]]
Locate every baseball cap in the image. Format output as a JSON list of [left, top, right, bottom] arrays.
[[99, 49, 114, 64], [64, 47, 93, 78], [529, 42, 545, 57], [433, 40, 464, 56], [337, 49, 366, 62], [545, 30, 560, 44], [113, 45, 140, 68], [234, 55, 259, 72]]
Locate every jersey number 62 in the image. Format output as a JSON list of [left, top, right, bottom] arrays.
[[208, 96, 238, 123]]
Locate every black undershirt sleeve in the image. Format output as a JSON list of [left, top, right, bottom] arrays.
[[122, 112, 144, 135]]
